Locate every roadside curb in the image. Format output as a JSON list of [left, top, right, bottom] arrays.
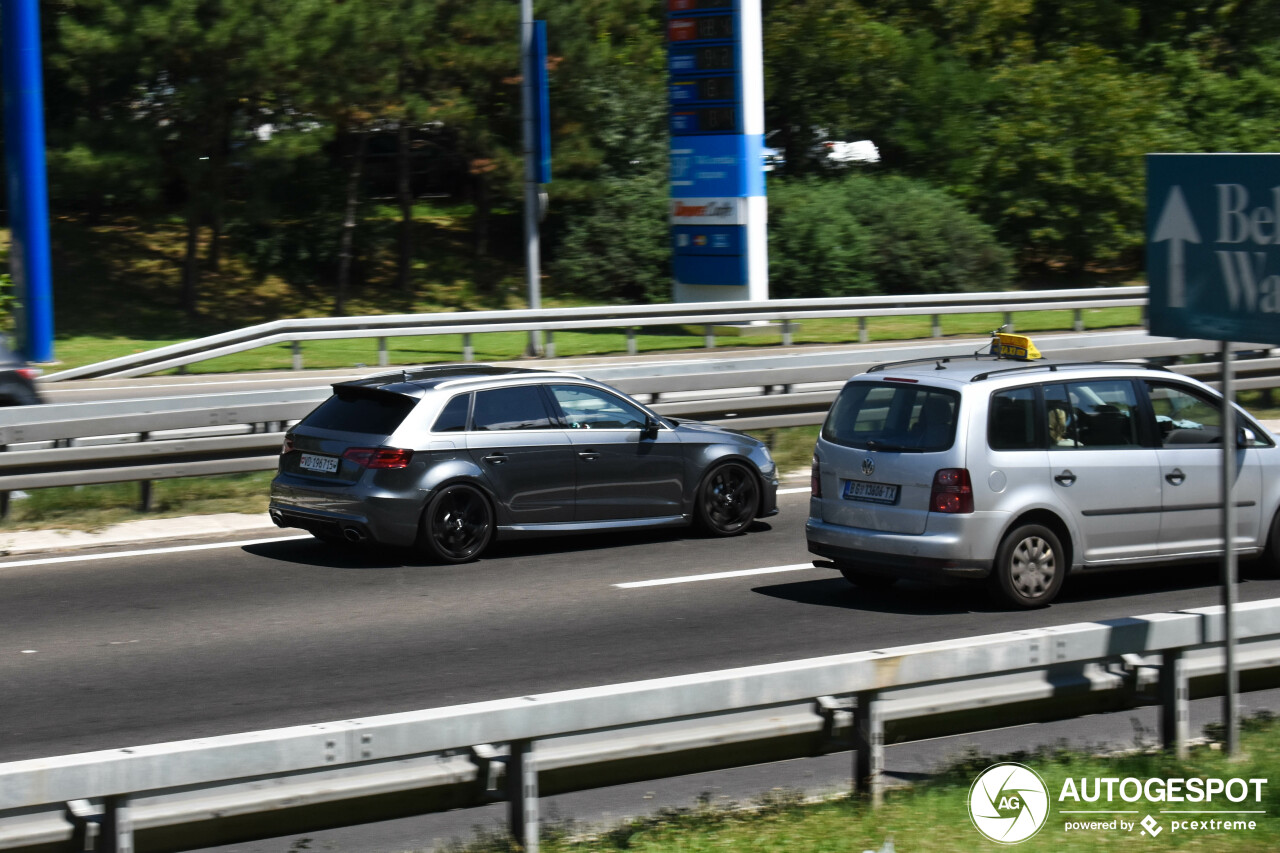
[[0, 513, 281, 557]]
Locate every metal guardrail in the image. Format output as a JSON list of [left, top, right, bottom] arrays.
[[2, 334, 1278, 497], [40, 286, 1149, 380], [0, 599, 1276, 853]]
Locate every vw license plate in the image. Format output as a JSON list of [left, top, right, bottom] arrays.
[[843, 479, 899, 505], [299, 452, 340, 474]]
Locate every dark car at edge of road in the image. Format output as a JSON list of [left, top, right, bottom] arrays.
[[0, 338, 41, 406], [269, 365, 779, 563]]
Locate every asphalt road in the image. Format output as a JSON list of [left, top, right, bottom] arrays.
[[3, 488, 1279, 765]]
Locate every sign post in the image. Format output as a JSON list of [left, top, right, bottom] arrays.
[[666, 0, 767, 303], [1147, 153, 1280, 756], [1, 0, 56, 363]]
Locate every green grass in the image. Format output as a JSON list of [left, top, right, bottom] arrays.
[[447, 715, 1280, 853], [0, 472, 274, 532]]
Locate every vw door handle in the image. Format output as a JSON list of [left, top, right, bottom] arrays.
[[1165, 468, 1186, 485], [482, 453, 508, 464], [1054, 469, 1077, 486], [578, 450, 601, 461]]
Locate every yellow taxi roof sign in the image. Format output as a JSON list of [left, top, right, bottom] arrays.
[[989, 331, 1042, 361]]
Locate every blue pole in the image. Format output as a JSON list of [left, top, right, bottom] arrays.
[[2, 0, 55, 363]]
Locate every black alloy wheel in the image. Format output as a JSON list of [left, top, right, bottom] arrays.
[[696, 461, 760, 536], [423, 483, 494, 563]]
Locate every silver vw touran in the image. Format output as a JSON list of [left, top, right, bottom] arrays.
[[807, 350, 1280, 607]]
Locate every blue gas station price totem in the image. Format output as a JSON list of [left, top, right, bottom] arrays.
[[667, 0, 767, 302]]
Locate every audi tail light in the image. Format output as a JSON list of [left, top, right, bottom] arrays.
[[342, 447, 414, 469], [281, 434, 295, 455], [930, 468, 973, 514]]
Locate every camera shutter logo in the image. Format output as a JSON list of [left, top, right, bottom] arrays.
[[968, 763, 1051, 844]]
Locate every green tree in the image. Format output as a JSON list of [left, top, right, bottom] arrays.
[[543, 0, 670, 302], [967, 47, 1182, 273], [769, 172, 1011, 298]]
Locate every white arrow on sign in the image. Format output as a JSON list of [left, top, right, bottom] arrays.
[[1152, 185, 1201, 308]]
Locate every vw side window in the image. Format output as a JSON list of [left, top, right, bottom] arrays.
[[988, 387, 1039, 450], [1043, 384, 1082, 447], [1063, 379, 1139, 448], [1141, 381, 1269, 447], [549, 385, 648, 430]]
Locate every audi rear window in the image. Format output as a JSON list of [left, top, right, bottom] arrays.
[[301, 387, 418, 435], [822, 382, 959, 452]]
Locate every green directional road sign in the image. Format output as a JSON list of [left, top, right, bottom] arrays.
[[1147, 153, 1280, 345]]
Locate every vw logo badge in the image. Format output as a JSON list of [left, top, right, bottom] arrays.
[[861, 458, 875, 476]]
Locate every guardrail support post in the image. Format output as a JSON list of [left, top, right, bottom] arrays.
[[1003, 311, 1014, 333], [626, 328, 638, 356], [1160, 649, 1189, 758], [291, 342, 302, 371], [854, 690, 885, 807], [545, 331, 555, 359], [1074, 309, 1084, 332], [781, 320, 793, 346], [463, 334, 474, 362], [378, 338, 388, 367], [859, 317, 868, 344], [102, 794, 134, 853], [931, 315, 941, 338], [704, 325, 715, 349], [508, 739, 539, 852], [139, 481, 153, 512], [0, 490, 8, 520]]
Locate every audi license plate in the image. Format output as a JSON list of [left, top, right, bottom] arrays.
[[843, 479, 899, 505], [299, 452, 340, 474]]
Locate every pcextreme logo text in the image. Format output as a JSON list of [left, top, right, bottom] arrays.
[[968, 764, 1269, 844]]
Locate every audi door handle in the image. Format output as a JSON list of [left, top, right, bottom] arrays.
[[1054, 469, 1077, 486], [483, 453, 508, 464], [578, 450, 600, 461], [1166, 468, 1186, 485]]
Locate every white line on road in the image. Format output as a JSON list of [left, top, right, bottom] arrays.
[[0, 535, 312, 569], [777, 486, 810, 496], [615, 563, 820, 589]]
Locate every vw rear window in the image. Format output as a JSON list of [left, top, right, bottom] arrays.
[[302, 388, 417, 435], [822, 382, 959, 452]]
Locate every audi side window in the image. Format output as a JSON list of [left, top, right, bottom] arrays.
[[472, 387, 556, 431], [432, 394, 471, 432], [549, 385, 648, 430]]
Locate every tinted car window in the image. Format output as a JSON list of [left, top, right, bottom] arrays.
[[823, 382, 959, 451], [549, 384, 648, 429], [432, 393, 471, 432], [988, 387, 1040, 450], [472, 386, 556, 431], [302, 388, 417, 435]]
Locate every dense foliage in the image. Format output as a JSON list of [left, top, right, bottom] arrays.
[[5, 0, 1280, 323]]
